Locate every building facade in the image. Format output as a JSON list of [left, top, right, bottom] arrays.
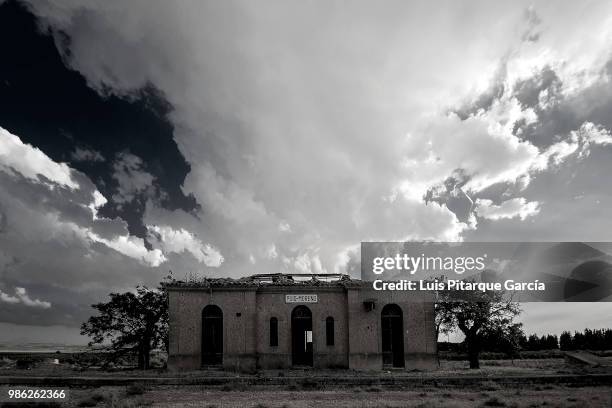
[[167, 274, 437, 371]]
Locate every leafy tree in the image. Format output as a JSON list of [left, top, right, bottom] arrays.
[[559, 331, 572, 350], [559, 328, 612, 351], [436, 278, 521, 368], [603, 329, 612, 350], [525, 334, 540, 351], [573, 331, 585, 350], [81, 283, 169, 370], [544, 334, 559, 350], [480, 323, 524, 357]]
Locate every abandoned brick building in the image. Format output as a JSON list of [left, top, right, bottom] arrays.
[[166, 273, 437, 371]]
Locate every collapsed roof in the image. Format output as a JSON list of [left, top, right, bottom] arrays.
[[165, 273, 361, 289]]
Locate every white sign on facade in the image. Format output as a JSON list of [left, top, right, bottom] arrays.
[[285, 294, 318, 303]]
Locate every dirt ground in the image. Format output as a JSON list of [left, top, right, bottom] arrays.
[[147, 387, 612, 408], [1, 358, 611, 407], [60, 385, 612, 408]]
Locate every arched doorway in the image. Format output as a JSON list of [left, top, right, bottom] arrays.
[[381, 304, 404, 368], [291, 305, 313, 366], [202, 305, 223, 366]]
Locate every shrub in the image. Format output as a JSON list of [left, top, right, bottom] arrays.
[[126, 383, 146, 396], [300, 379, 319, 390], [91, 392, 107, 402], [77, 397, 99, 407], [221, 382, 246, 391], [15, 359, 36, 369], [111, 397, 152, 408], [480, 381, 501, 391], [481, 397, 507, 407]]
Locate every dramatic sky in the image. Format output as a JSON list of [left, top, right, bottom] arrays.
[[1, 0, 612, 344]]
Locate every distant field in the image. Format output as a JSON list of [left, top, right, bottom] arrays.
[[1, 355, 611, 378], [0, 344, 88, 353], [0, 358, 580, 378]]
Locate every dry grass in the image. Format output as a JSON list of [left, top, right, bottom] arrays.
[[138, 385, 611, 408], [4, 382, 608, 407]]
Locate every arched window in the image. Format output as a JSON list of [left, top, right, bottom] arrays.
[[326, 316, 335, 346], [270, 317, 279, 347]]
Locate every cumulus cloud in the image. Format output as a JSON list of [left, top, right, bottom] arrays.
[[536, 139, 580, 167], [401, 98, 539, 199], [147, 225, 223, 267], [0, 290, 19, 304], [410, 103, 611, 208], [574, 122, 612, 157], [475, 197, 540, 221], [0, 127, 78, 189], [88, 231, 166, 267], [0, 128, 197, 325], [0, 130, 168, 268], [14, 287, 51, 309], [2, 0, 612, 342], [13, 0, 612, 276], [19, 0, 552, 277], [0, 287, 51, 309]]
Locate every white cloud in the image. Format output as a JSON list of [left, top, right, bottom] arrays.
[[0, 287, 51, 309], [18, 0, 612, 280], [89, 190, 108, 219], [536, 140, 580, 168], [573, 122, 612, 158], [3, 0, 612, 339], [282, 252, 325, 275], [0, 129, 168, 269], [147, 225, 223, 267], [0, 290, 19, 304], [532, 122, 612, 169], [401, 99, 540, 198], [0, 127, 79, 189], [475, 197, 540, 221], [25, 0, 543, 275], [0, 128, 172, 311], [14, 287, 52, 309], [579, 122, 612, 145], [88, 231, 166, 267]]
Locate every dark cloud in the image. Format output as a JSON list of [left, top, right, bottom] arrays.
[[424, 170, 474, 223], [513, 66, 562, 111], [0, 0, 197, 239], [0, 204, 6, 232]]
